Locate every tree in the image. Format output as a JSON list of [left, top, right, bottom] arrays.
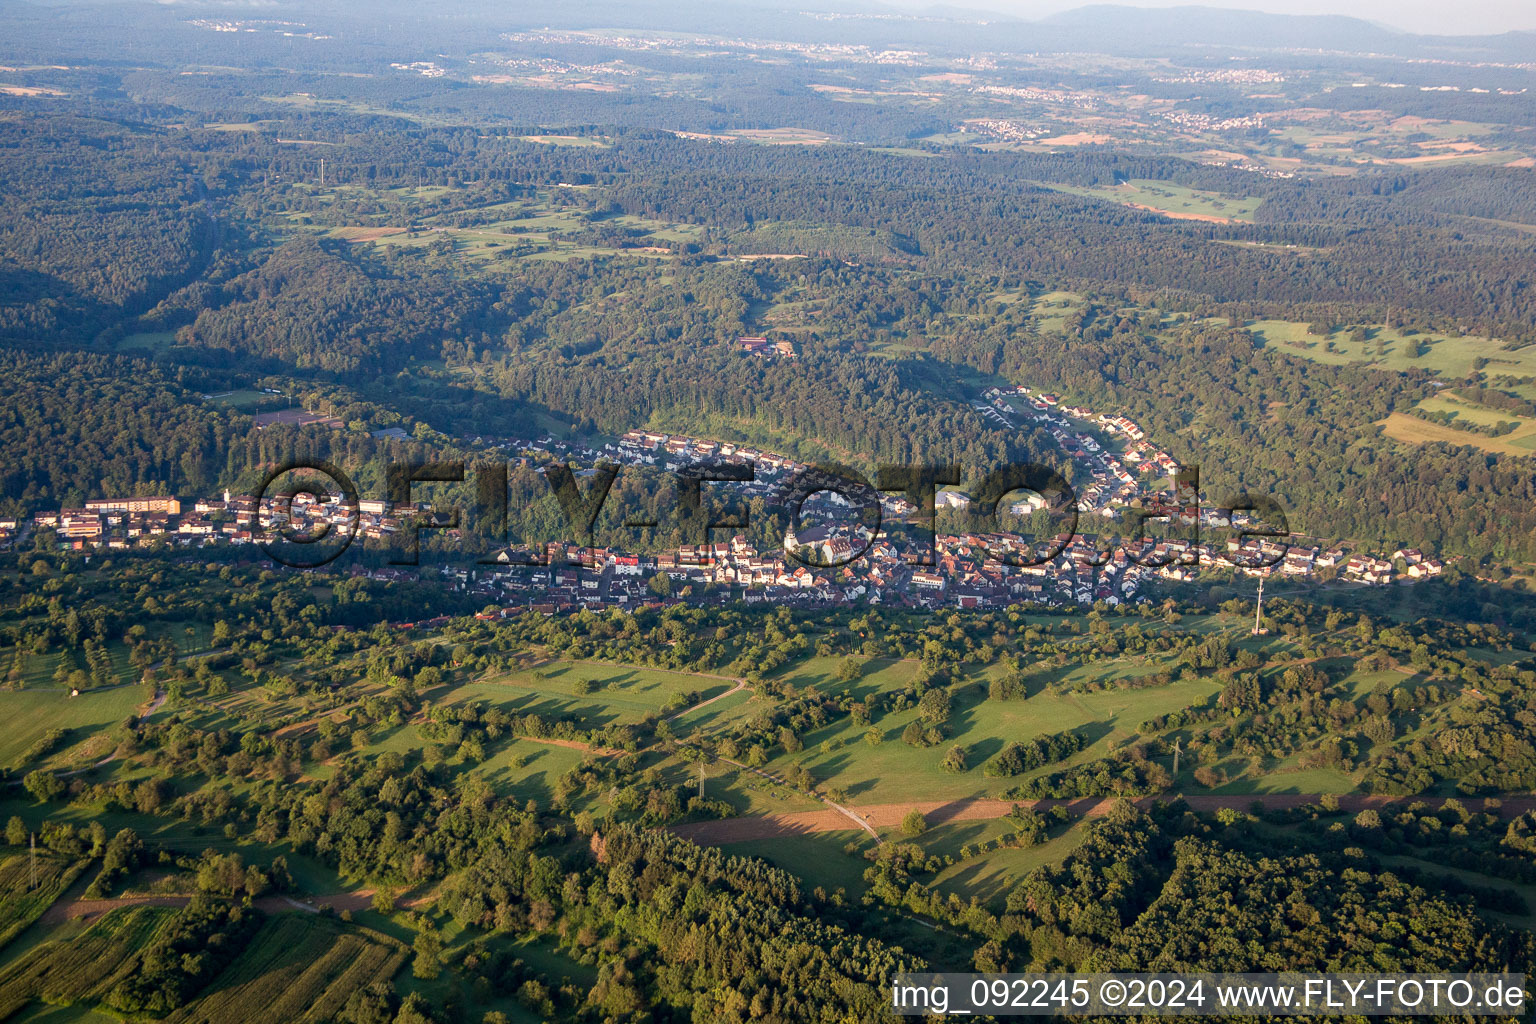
[[941, 746, 968, 774], [989, 671, 1024, 701], [648, 572, 673, 597], [412, 928, 443, 980], [917, 688, 950, 724], [5, 816, 25, 846], [394, 993, 439, 1024], [901, 810, 929, 837], [22, 770, 63, 804], [340, 983, 396, 1024]]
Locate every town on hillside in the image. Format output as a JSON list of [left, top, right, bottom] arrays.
[[9, 383, 1440, 616]]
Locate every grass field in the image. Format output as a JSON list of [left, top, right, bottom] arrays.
[[458, 661, 736, 724], [752, 654, 1218, 804], [1029, 290, 1087, 334], [1035, 178, 1264, 222], [0, 686, 145, 770], [1248, 319, 1536, 377], [930, 822, 1090, 907], [201, 389, 278, 411], [322, 192, 692, 268], [720, 829, 872, 896], [117, 331, 176, 352]]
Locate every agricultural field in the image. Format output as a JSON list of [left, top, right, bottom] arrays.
[[725, 128, 837, 145], [1378, 412, 1536, 457], [162, 915, 405, 1024], [519, 134, 611, 148], [0, 905, 167, 1020], [1375, 392, 1536, 456], [0, 903, 402, 1024], [1267, 116, 1528, 168], [0, 853, 91, 949]]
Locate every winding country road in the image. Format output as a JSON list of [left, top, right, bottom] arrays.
[[670, 792, 1536, 845]]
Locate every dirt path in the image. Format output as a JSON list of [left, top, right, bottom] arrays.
[[520, 735, 625, 756], [668, 680, 748, 722], [42, 885, 435, 925], [670, 793, 1536, 845], [41, 893, 191, 925], [141, 687, 168, 718]]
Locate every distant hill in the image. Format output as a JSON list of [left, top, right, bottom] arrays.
[[10, 0, 1535, 63], [1039, 4, 1403, 51], [1036, 4, 1536, 59]]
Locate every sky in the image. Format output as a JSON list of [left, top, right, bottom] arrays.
[[911, 0, 1536, 36]]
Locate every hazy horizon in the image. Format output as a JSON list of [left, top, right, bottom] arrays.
[[882, 0, 1536, 36]]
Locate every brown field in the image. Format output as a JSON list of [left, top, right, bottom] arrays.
[[1378, 412, 1536, 457], [0, 85, 65, 97], [251, 409, 344, 429], [524, 76, 618, 92], [1126, 203, 1235, 224], [331, 226, 407, 243], [1417, 140, 1488, 153], [1037, 132, 1113, 146], [728, 128, 835, 145]]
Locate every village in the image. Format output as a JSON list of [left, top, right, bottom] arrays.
[[4, 381, 1442, 617]]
